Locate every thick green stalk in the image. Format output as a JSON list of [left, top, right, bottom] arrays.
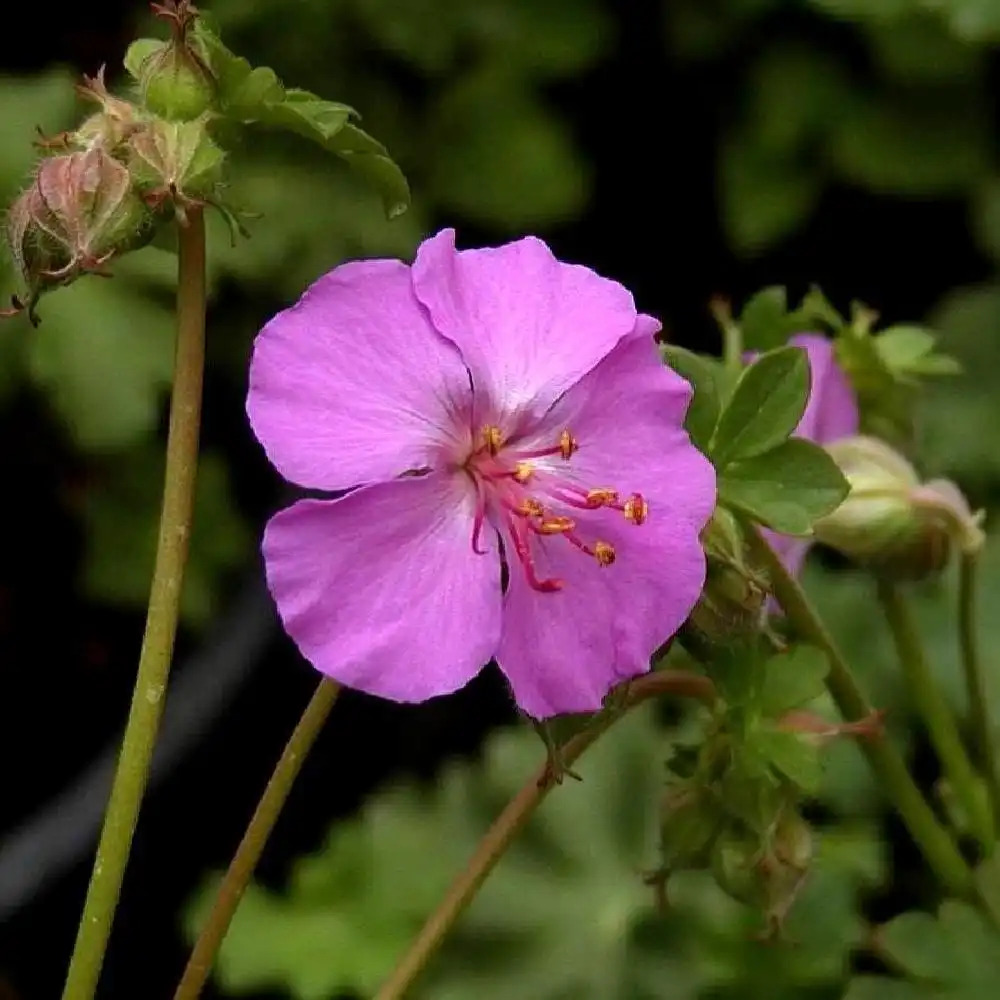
[[174, 679, 341, 1000], [374, 671, 716, 1000], [743, 524, 973, 896], [959, 551, 1000, 824], [878, 578, 993, 850], [61, 210, 208, 1000]]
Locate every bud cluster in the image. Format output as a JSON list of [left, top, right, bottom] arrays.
[[3, 1, 226, 321]]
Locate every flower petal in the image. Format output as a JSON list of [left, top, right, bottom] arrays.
[[411, 229, 637, 428], [247, 258, 473, 492], [263, 473, 502, 703], [791, 333, 859, 444], [494, 332, 715, 719]]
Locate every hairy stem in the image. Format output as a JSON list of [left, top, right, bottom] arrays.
[[878, 578, 994, 850], [374, 671, 716, 1000], [174, 679, 341, 1000], [61, 210, 207, 1000], [959, 551, 1000, 826], [743, 524, 973, 896]]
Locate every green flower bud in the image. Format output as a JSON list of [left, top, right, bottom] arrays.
[[814, 436, 984, 580], [684, 509, 767, 649], [139, 1, 216, 121], [658, 785, 723, 874], [126, 117, 226, 219]]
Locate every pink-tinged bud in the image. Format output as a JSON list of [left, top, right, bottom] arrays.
[[126, 117, 226, 220], [4, 149, 153, 319], [139, 1, 216, 121], [73, 68, 142, 151], [814, 436, 984, 581]]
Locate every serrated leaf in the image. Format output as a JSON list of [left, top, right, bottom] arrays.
[[661, 345, 722, 451], [711, 347, 810, 466], [719, 438, 849, 534], [24, 278, 173, 451], [759, 645, 830, 716], [740, 286, 789, 351], [80, 449, 250, 627]]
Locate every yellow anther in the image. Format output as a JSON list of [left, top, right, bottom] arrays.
[[517, 498, 544, 517], [481, 425, 504, 455], [623, 493, 648, 525], [559, 429, 578, 460], [513, 461, 533, 483], [586, 487, 619, 507], [593, 541, 616, 566], [537, 516, 575, 535]]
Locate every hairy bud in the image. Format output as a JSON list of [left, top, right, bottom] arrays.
[[139, 1, 216, 121], [815, 436, 984, 580], [5, 149, 154, 319]]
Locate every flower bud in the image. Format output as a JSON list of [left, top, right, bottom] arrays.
[[126, 117, 226, 219], [72, 68, 142, 152], [710, 809, 812, 933], [683, 508, 767, 648], [814, 436, 984, 580], [6, 149, 154, 315], [136, 2, 216, 122]]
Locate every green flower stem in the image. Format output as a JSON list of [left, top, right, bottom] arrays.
[[374, 670, 717, 1000], [744, 524, 973, 897], [878, 577, 994, 850], [174, 678, 341, 1000], [959, 551, 1000, 824], [61, 210, 208, 1000]]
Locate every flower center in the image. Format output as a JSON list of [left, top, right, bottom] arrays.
[[465, 423, 647, 592]]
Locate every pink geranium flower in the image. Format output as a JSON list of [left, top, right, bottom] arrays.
[[246, 230, 715, 719], [766, 333, 859, 575]]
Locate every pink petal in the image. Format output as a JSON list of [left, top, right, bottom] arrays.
[[494, 331, 716, 719], [791, 333, 859, 444], [247, 258, 473, 492], [411, 229, 637, 430], [263, 473, 502, 703]]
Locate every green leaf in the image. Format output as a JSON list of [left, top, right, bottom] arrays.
[[752, 728, 823, 793], [123, 38, 161, 80], [192, 20, 409, 218], [425, 72, 587, 229], [739, 286, 789, 351], [711, 346, 810, 466], [719, 438, 850, 534], [759, 646, 830, 716], [719, 138, 822, 255], [80, 449, 250, 627], [661, 345, 722, 451], [24, 278, 174, 451], [848, 901, 1000, 999], [875, 325, 961, 378], [829, 91, 991, 196]]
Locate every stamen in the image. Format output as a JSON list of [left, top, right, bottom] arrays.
[[623, 493, 648, 525], [510, 497, 544, 518], [470, 477, 489, 555], [504, 513, 564, 592], [586, 487, 619, 507], [593, 541, 616, 566], [513, 461, 533, 483], [559, 429, 578, 460], [535, 516, 575, 535], [481, 425, 504, 455]]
